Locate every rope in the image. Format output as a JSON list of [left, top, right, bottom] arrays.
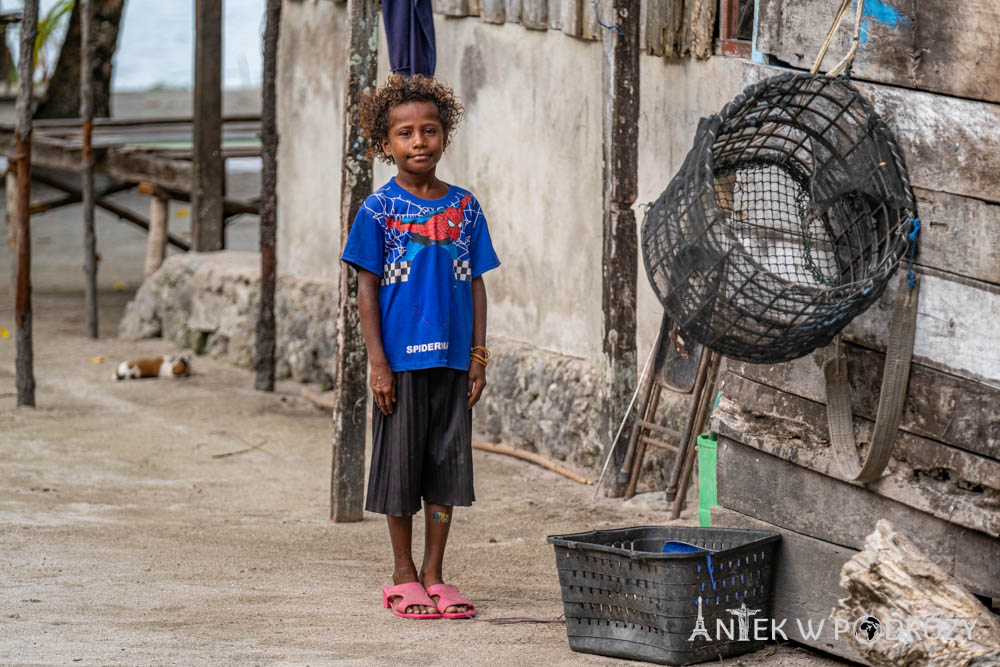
[[592, 0, 623, 36], [811, 0, 865, 77], [593, 339, 656, 497]]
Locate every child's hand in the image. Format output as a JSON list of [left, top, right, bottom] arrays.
[[370, 361, 396, 415], [467, 363, 487, 408]]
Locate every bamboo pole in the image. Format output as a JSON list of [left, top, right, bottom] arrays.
[[330, 0, 378, 523], [255, 0, 280, 392], [14, 0, 38, 407], [80, 0, 97, 338]]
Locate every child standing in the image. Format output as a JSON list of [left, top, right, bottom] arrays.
[[341, 75, 500, 619]]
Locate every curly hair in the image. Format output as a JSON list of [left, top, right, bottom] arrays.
[[359, 74, 464, 164]]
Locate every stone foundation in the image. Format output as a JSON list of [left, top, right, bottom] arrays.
[[474, 342, 606, 469], [118, 251, 339, 385], [118, 251, 683, 483], [474, 341, 686, 486]]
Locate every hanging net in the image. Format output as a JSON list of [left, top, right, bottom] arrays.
[[641, 73, 916, 364]]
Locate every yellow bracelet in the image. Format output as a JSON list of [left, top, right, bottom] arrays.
[[470, 353, 488, 368], [471, 345, 490, 360]]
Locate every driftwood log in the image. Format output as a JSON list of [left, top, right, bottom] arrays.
[[837, 519, 1000, 666]]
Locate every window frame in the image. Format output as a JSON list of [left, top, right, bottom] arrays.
[[719, 0, 753, 58]]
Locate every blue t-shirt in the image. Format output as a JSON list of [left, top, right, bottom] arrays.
[[341, 178, 501, 372]]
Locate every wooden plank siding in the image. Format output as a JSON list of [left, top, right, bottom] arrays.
[[715, 436, 1000, 599], [757, 0, 1000, 104], [710, 507, 866, 664], [843, 273, 1000, 387], [729, 344, 1000, 460], [481, 0, 505, 23], [521, 0, 547, 29], [743, 63, 1000, 204], [735, 63, 1000, 385], [712, 383, 1000, 538], [434, 0, 715, 55]]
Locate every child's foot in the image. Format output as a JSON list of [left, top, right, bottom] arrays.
[[383, 581, 441, 619], [390, 570, 436, 616], [423, 579, 475, 618]]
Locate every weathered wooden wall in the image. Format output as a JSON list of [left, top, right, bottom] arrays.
[[714, 14, 1000, 659], [742, 63, 1000, 388], [758, 0, 1000, 103], [435, 0, 716, 58]]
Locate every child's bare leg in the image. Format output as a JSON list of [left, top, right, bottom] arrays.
[[387, 514, 435, 615], [419, 503, 470, 614]]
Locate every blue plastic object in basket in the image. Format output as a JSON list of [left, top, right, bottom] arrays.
[[547, 526, 781, 666], [661, 540, 715, 554]]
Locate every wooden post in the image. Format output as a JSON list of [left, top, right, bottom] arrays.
[[255, 0, 281, 392], [142, 185, 169, 278], [600, 0, 639, 497], [192, 0, 224, 251], [80, 0, 98, 338], [5, 167, 16, 296], [330, 0, 378, 523], [14, 0, 37, 407]]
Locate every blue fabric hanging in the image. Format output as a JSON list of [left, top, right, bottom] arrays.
[[382, 0, 436, 77]]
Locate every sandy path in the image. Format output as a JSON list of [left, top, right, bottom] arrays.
[[0, 289, 844, 666]]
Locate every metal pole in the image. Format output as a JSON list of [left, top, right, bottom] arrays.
[[14, 0, 38, 406], [255, 0, 280, 392], [81, 0, 97, 338]]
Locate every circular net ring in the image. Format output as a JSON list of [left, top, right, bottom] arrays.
[[641, 73, 917, 364]]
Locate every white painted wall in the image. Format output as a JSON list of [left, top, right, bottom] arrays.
[[277, 7, 749, 362], [375, 19, 606, 359], [276, 0, 348, 285], [635, 55, 746, 356]]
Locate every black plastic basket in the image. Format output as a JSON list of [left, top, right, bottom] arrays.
[[641, 73, 916, 363], [547, 526, 781, 665]]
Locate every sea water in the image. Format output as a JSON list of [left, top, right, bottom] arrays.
[[8, 0, 265, 92]]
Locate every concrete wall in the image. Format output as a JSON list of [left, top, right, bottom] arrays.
[[635, 55, 746, 355], [374, 19, 606, 359], [274, 5, 752, 468], [277, 7, 747, 359], [276, 0, 348, 285]]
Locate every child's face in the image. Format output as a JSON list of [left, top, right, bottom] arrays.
[[381, 101, 445, 177]]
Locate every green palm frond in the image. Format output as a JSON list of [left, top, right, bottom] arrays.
[[34, 0, 75, 69]]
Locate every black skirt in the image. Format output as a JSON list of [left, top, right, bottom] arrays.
[[365, 367, 475, 516]]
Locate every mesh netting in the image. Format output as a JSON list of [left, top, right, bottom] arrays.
[[641, 73, 916, 364]]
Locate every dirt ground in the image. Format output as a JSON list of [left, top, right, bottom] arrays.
[[0, 291, 852, 667], [0, 91, 847, 666]]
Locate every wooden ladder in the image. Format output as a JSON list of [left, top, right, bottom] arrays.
[[619, 313, 721, 516]]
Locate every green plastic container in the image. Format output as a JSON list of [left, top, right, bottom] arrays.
[[696, 432, 718, 527]]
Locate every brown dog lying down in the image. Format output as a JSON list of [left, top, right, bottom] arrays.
[[113, 354, 190, 380]]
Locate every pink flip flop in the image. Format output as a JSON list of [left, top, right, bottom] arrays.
[[425, 583, 475, 619], [382, 582, 442, 620]]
